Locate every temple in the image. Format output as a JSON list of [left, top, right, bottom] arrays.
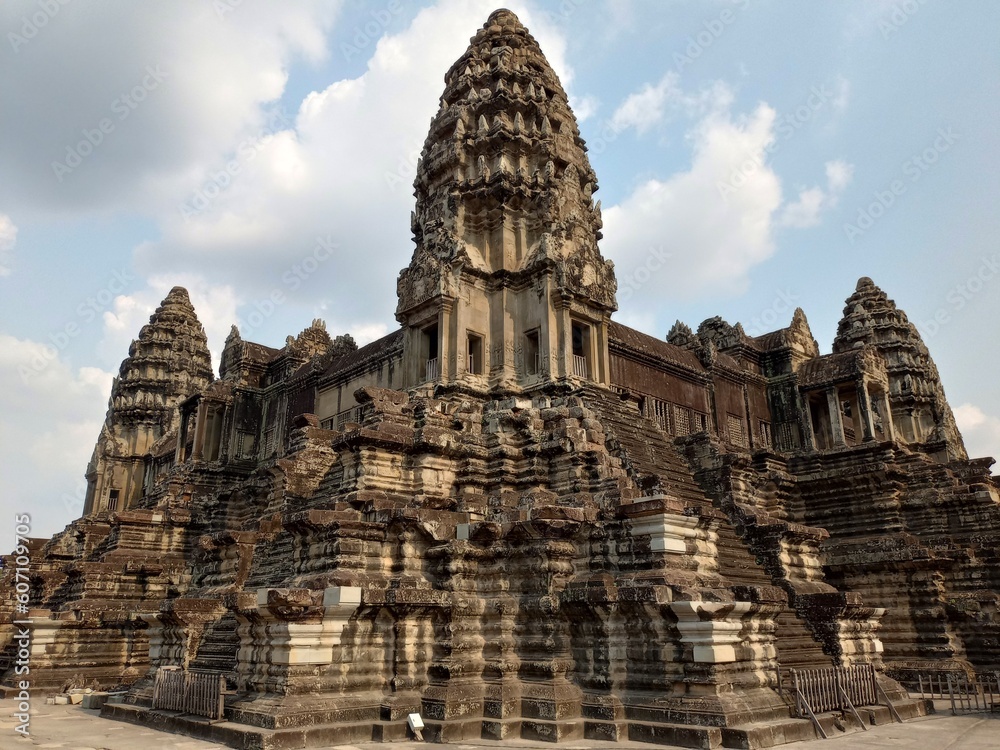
[[3, 9, 999, 749]]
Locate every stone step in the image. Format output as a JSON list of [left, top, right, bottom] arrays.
[[103, 701, 418, 749], [626, 719, 723, 748]]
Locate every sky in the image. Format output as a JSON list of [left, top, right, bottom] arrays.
[[1, 0, 998, 550]]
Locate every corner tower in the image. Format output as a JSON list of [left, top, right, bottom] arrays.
[[833, 277, 967, 461], [396, 8, 616, 392], [82, 287, 214, 515]]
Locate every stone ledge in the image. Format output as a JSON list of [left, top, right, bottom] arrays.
[[102, 701, 401, 750]]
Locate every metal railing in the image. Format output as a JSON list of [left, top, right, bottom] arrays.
[[914, 671, 1000, 714], [320, 403, 373, 432], [152, 667, 229, 721], [784, 664, 901, 739]]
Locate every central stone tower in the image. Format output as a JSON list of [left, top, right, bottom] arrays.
[[396, 8, 617, 392]]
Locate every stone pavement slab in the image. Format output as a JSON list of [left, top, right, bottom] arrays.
[[1, 703, 998, 750]]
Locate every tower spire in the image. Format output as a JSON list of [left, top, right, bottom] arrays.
[[396, 9, 616, 390], [833, 277, 967, 461], [83, 286, 214, 514]]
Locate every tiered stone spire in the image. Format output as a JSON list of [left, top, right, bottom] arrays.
[[396, 9, 616, 389], [832, 277, 967, 460], [109, 287, 213, 424], [83, 287, 214, 513]]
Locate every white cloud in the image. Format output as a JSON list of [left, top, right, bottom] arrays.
[[611, 72, 681, 134], [572, 94, 599, 123], [0, 1, 342, 215], [603, 88, 782, 301], [0, 334, 115, 548], [825, 159, 854, 192], [955, 403, 1000, 471], [779, 159, 854, 228], [610, 73, 734, 136], [0, 213, 16, 276]]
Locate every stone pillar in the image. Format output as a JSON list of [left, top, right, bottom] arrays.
[[875, 391, 896, 441], [855, 377, 876, 442], [440, 298, 455, 384], [495, 286, 517, 388], [826, 386, 846, 446], [176, 408, 190, 463], [799, 392, 817, 451], [191, 400, 207, 461], [553, 295, 572, 379]]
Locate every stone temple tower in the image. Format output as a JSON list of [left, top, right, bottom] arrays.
[[396, 8, 617, 393], [82, 287, 213, 514], [832, 277, 967, 462]]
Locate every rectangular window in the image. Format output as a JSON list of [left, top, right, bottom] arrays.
[[524, 329, 540, 375], [694, 412, 708, 432], [674, 405, 691, 436], [467, 332, 484, 375], [759, 420, 772, 447], [423, 323, 439, 381], [107, 489, 120, 512], [571, 321, 590, 378], [644, 397, 671, 433], [727, 414, 748, 449]]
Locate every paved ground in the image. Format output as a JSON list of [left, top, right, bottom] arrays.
[[0, 702, 997, 750]]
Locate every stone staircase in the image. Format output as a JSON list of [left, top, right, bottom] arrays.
[[579, 385, 833, 670]]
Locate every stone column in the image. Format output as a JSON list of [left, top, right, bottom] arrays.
[[875, 391, 896, 441], [440, 298, 455, 384], [190, 399, 207, 462], [826, 386, 846, 446], [553, 295, 572, 379], [175, 409, 189, 463], [799, 392, 817, 451], [855, 377, 876, 442]]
